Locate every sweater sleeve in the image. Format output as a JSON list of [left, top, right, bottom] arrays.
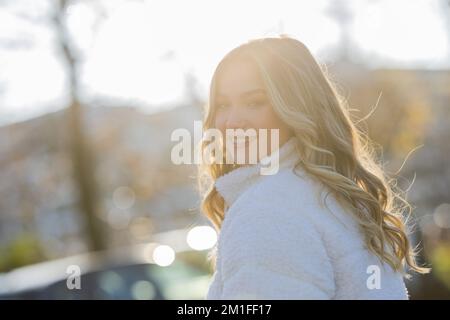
[[219, 200, 336, 300]]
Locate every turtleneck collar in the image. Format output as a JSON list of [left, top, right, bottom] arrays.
[[214, 137, 301, 209]]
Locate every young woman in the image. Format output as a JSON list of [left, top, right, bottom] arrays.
[[198, 35, 429, 300]]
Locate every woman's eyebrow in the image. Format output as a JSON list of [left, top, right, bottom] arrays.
[[241, 89, 266, 97]]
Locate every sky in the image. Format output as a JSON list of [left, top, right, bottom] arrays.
[[0, 0, 449, 125]]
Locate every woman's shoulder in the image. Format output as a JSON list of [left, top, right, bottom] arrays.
[[238, 166, 363, 250], [253, 167, 356, 223], [253, 168, 324, 204], [249, 166, 330, 217], [225, 167, 331, 245], [223, 165, 364, 257]]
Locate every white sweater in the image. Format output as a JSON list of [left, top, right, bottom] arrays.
[[205, 137, 409, 300]]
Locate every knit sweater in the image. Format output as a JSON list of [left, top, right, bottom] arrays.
[[205, 137, 409, 300]]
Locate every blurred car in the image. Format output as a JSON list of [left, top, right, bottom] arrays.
[[0, 238, 212, 300]]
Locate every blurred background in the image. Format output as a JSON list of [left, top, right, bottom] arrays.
[[0, 0, 449, 300]]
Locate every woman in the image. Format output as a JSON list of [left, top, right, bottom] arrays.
[[198, 35, 429, 300]]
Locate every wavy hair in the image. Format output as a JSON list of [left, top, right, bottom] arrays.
[[198, 35, 429, 275]]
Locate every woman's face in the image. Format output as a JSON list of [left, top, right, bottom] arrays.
[[214, 57, 293, 163]]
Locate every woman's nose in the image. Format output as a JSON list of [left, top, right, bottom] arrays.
[[225, 106, 246, 129]]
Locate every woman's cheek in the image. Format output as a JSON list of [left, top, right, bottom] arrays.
[[251, 106, 272, 130]]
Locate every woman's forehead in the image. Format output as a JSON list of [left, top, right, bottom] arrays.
[[215, 57, 265, 98]]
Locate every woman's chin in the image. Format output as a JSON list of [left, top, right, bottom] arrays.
[[224, 144, 260, 165]]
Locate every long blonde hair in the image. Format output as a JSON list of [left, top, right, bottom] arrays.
[[198, 35, 429, 275]]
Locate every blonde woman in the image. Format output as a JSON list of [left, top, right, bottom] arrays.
[[198, 35, 429, 300]]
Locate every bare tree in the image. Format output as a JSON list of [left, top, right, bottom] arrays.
[[52, 0, 106, 251]]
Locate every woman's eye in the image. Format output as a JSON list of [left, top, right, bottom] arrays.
[[246, 100, 265, 108]]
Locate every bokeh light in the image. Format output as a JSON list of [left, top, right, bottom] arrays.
[[186, 226, 217, 251], [152, 245, 175, 267]]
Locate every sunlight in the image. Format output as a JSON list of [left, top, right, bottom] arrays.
[[82, 0, 341, 110], [0, 0, 448, 124], [352, 0, 448, 67], [82, 1, 186, 106]]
